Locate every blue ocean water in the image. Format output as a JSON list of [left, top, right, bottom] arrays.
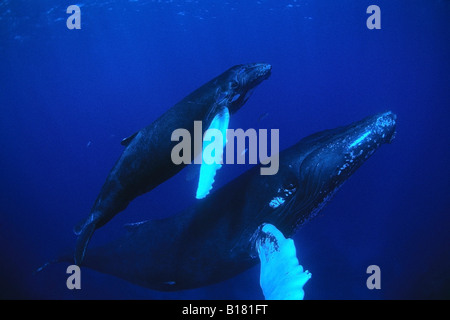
[[1, 0, 449, 299]]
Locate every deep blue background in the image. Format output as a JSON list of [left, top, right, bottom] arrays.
[[1, 0, 449, 299]]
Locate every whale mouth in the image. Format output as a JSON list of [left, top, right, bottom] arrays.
[[324, 111, 397, 182], [253, 63, 272, 81], [346, 111, 397, 153], [374, 111, 397, 144], [255, 63, 272, 80], [242, 63, 272, 87], [228, 63, 272, 111]]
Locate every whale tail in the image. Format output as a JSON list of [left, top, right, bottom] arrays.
[[73, 214, 98, 265]]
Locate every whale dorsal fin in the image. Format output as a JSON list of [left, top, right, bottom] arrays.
[[257, 224, 311, 300], [121, 132, 138, 146], [195, 106, 230, 199]]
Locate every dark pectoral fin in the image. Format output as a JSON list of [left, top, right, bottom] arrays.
[[121, 132, 139, 146]]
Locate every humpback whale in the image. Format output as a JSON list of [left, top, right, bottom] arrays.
[[69, 111, 397, 292], [74, 63, 272, 265]]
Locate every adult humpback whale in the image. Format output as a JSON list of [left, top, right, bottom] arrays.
[[74, 63, 272, 265], [72, 111, 397, 292]]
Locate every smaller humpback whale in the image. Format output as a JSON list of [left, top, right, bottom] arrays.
[[74, 63, 272, 265], [61, 111, 396, 294]]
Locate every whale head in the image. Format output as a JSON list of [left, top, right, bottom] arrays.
[[223, 63, 272, 112], [258, 111, 397, 237]]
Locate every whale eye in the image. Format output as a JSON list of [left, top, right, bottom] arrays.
[[230, 80, 239, 90]]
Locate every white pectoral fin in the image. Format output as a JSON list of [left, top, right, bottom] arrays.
[[257, 224, 312, 300], [195, 107, 230, 199]]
